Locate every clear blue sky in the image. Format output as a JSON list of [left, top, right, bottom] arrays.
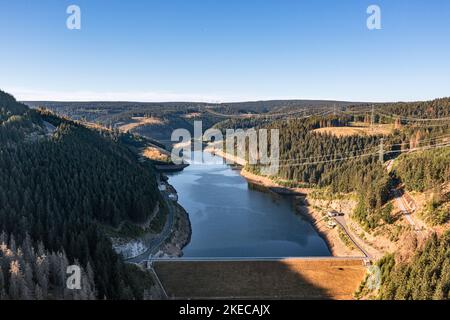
[[0, 0, 449, 102]]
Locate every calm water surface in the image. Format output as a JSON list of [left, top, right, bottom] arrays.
[[168, 151, 331, 258]]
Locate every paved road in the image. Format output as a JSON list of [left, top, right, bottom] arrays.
[[126, 193, 175, 264], [385, 161, 420, 233], [333, 216, 371, 259], [392, 189, 420, 233]]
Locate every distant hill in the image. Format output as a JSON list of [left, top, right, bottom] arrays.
[[24, 99, 360, 119], [23, 99, 362, 146]]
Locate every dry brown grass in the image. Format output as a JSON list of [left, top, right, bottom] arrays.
[[313, 122, 393, 137], [118, 116, 165, 132], [154, 258, 367, 300], [183, 112, 202, 119], [143, 146, 170, 162]]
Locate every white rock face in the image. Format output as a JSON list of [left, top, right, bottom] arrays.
[[113, 241, 147, 259]]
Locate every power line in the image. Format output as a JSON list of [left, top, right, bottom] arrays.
[[407, 122, 450, 128], [337, 107, 450, 122], [273, 133, 450, 164], [205, 107, 338, 120], [233, 133, 450, 166], [275, 152, 377, 167], [385, 134, 450, 148], [270, 141, 450, 167], [383, 141, 450, 156], [374, 111, 450, 122], [340, 108, 373, 114], [276, 145, 380, 163]]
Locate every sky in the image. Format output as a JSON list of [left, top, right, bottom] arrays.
[[0, 0, 449, 103]]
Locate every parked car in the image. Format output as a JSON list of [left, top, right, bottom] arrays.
[[327, 211, 339, 217], [327, 210, 344, 217]]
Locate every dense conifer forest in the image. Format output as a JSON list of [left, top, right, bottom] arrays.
[[394, 147, 450, 192], [0, 91, 160, 299], [379, 232, 450, 299], [230, 100, 450, 231], [5, 91, 450, 300]]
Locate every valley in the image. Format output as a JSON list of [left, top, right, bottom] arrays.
[[2, 0, 450, 306], [1, 91, 449, 300]]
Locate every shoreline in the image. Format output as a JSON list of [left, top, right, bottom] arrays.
[[206, 148, 359, 257], [242, 168, 360, 257], [295, 202, 361, 257], [155, 180, 192, 258], [117, 178, 192, 262], [151, 146, 364, 259]]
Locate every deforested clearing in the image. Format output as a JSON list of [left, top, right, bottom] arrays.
[[119, 116, 165, 132], [313, 122, 393, 137]]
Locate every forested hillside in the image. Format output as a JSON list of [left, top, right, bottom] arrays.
[[394, 147, 450, 193], [0, 232, 96, 300], [17, 94, 450, 300], [0, 91, 161, 299], [24, 101, 222, 145], [233, 99, 450, 230], [380, 98, 450, 119], [24, 100, 352, 146], [0, 90, 28, 118], [379, 232, 450, 300], [392, 147, 450, 226]]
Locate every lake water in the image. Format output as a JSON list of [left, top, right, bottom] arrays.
[[168, 151, 331, 258]]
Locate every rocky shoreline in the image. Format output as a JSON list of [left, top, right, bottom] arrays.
[[242, 169, 358, 256], [206, 148, 358, 257], [113, 177, 192, 262], [147, 146, 364, 259], [156, 194, 192, 258], [295, 201, 361, 257]]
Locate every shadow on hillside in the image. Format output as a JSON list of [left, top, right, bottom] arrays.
[[153, 258, 366, 300]]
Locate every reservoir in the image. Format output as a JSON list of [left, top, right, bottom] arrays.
[[168, 151, 331, 258]]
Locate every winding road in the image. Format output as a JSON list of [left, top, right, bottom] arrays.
[[392, 188, 422, 234], [126, 192, 175, 264], [333, 216, 371, 259]]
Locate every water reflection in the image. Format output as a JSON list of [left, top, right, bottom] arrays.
[[168, 151, 331, 258]]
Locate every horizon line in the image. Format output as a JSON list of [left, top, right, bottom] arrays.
[[20, 97, 446, 105], [5, 87, 449, 105]]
